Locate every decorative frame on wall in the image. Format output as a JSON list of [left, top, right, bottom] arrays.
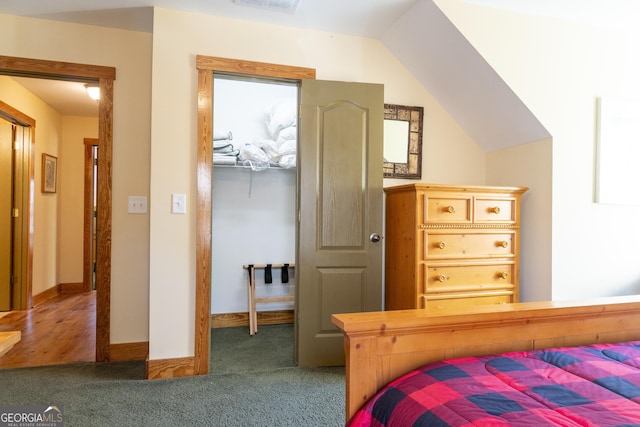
[[595, 96, 640, 205], [383, 104, 423, 179], [41, 153, 57, 193]]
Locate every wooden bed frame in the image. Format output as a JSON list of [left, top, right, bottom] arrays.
[[332, 295, 640, 421]]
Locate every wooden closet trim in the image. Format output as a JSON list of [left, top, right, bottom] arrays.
[[0, 55, 115, 363], [193, 56, 315, 375]]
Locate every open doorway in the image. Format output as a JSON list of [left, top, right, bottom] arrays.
[[210, 75, 298, 365], [0, 96, 98, 368], [84, 138, 99, 292], [194, 56, 384, 374], [185, 56, 315, 377], [0, 55, 115, 363]]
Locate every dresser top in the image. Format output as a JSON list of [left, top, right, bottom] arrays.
[[384, 183, 528, 195]]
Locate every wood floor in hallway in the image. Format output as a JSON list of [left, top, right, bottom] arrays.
[[0, 291, 95, 369]]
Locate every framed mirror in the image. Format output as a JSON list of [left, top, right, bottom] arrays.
[[383, 104, 423, 179]]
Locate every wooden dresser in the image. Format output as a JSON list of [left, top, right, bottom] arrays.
[[384, 183, 528, 311]]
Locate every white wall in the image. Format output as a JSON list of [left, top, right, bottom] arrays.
[[212, 78, 296, 313], [487, 138, 553, 302], [438, 0, 640, 300], [149, 7, 487, 360], [0, 14, 153, 344], [212, 167, 296, 312]]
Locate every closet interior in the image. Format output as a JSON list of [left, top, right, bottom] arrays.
[[211, 74, 299, 334]]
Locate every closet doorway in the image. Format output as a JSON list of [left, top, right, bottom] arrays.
[[196, 56, 384, 373], [211, 75, 298, 331]]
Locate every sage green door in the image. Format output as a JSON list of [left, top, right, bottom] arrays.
[[297, 80, 384, 367], [0, 119, 12, 311]]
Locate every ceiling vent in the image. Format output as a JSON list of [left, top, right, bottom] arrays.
[[232, 0, 301, 14]]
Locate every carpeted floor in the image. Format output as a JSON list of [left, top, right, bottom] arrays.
[[0, 324, 346, 426], [210, 323, 295, 373]]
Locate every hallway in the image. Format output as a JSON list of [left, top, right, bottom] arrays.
[[0, 291, 95, 368]]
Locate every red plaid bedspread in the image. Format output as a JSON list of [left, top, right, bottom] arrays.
[[348, 341, 640, 426]]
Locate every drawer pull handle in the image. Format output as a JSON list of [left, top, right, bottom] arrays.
[[436, 241, 446, 249], [436, 274, 447, 282], [498, 271, 509, 279], [496, 241, 508, 248], [489, 206, 501, 214], [445, 205, 455, 214]]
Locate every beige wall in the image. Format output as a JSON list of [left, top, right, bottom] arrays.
[[9, 5, 575, 362], [149, 8, 487, 360], [58, 116, 98, 284], [438, 0, 640, 300], [0, 76, 62, 296], [0, 14, 153, 343]]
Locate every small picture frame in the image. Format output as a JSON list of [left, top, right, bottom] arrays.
[[42, 153, 58, 193]]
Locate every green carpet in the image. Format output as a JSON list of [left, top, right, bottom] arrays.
[[0, 325, 346, 426], [210, 324, 295, 373]]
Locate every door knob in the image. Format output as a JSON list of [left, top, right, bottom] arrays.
[[369, 233, 381, 243]]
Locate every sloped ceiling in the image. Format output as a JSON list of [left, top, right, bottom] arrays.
[[0, 0, 553, 151], [0, 0, 419, 37], [383, 0, 550, 151]]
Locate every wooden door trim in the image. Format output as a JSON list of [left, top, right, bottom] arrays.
[[193, 56, 315, 376], [0, 100, 36, 127], [0, 56, 116, 81], [83, 138, 98, 293], [0, 55, 115, 362], [0, 101, 34, 310]]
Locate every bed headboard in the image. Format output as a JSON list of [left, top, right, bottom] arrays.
[[332, 295, 640, 421]]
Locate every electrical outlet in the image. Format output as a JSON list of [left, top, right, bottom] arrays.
[[172, 194, 187, 214], [128, 196, 147, 214]]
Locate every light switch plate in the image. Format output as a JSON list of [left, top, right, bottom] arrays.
[[172, 194, 187, 214], [128, 196, 147, 214]]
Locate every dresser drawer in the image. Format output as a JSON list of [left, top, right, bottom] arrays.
[[475, 197, 516, 222], [421, 293, 513, 311], [424, 263, 514, 291], [424, 195, 471, 223], [424, 232, 515, 259]]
